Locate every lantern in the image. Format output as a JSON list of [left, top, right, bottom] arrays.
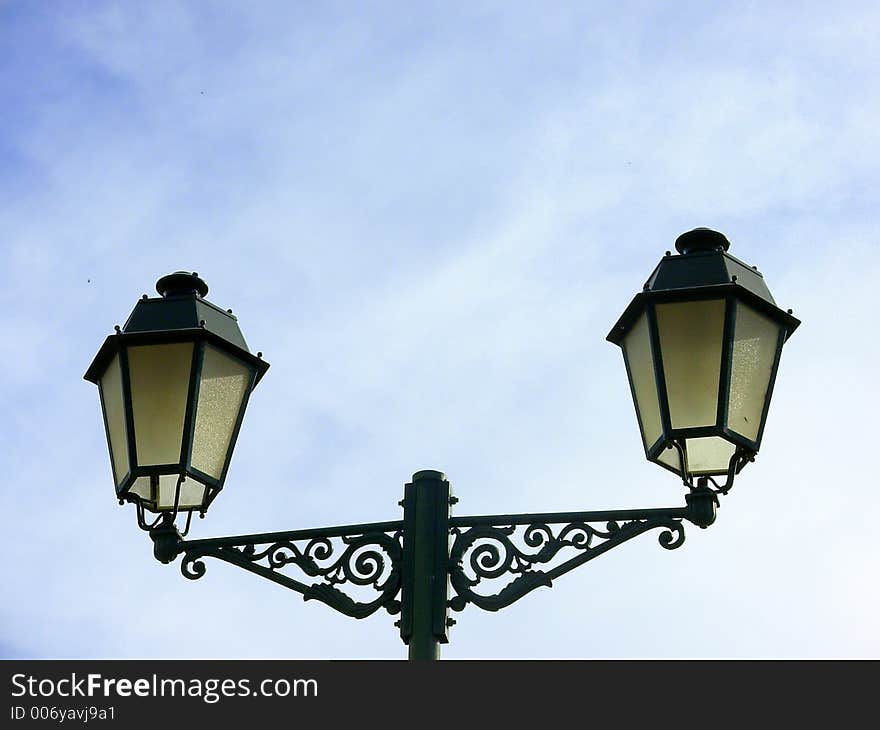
[[84, 272, 268, 517], [608, 229, 799, 481]]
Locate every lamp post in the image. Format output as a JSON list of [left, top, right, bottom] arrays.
[[85, 229, 799, 659]]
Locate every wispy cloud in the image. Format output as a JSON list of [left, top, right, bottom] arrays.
[[1, 0, 877, 658]]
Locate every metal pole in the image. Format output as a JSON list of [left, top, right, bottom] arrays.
[[399, 470, 451, 660]]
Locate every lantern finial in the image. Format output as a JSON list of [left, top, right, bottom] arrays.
[[674, 228, 730, 255], [156, 271, 209, 298]]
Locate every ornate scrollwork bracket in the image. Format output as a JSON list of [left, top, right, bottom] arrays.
[[148, 482, 718, 638], [152, 519, 405, 620], [447, 488, 716, 614]]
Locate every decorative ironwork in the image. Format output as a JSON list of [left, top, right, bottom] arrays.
[[164, 501, 703, 621], [448, 513, 687, 613], [152, 489, 715, 654], [178, 523, 404, 620]]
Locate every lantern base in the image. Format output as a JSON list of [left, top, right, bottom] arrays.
[[685, 486, 719, 529], [150, 515, 184, 564]]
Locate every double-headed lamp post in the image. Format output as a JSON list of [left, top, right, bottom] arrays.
[[85, 228, 799, 659]]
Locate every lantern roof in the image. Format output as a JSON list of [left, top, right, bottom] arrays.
[[607, 229, 800, 346], [84, 272, 268, 385]]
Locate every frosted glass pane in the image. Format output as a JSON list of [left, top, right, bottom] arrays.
[[191, 345, 251, 479], [622, 312, 663, 450], [656, 446, 683, 474], [686, 437, 736, 475], [100, 353, 129, 486], [130, 476, 152, 501], [656, 300, 725, 429], [178, 478, 207, 508], [729, 304, 781, 442], [157, 475, 206, 509], [128, 343, 194, 466], [130, 475, 206, 510]]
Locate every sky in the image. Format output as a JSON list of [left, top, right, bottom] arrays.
[[0, 0, 878, 659]]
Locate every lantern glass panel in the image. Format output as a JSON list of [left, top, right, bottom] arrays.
[[728, 303, 781, 443], [656, 446, 683, 474], [191, 344, 252, 480], [622, 311, 663, 450], [129, 476, 152, 502], [130, 475, 207, 511], [128, 342, 194, 466], [158, 475, 206, 510], [686, 436, 737, 475], [99, 353, 129, 486], [655, 299, 725, 430]]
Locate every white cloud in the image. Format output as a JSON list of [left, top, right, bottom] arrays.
[[0, 0, 877, 658]]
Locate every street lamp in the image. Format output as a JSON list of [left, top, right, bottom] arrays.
[[607, 228, 799, 485], [85, 229, 799, 659], [84, 272, 268, 529]]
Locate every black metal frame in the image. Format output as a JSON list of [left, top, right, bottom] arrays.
[[148, 470, 722, 659]]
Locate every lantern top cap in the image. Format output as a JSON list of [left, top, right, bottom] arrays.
[[85, 271, 270, 386], [606, 228, 801, 346], [674, 228, 730, 255], [156, 271, 209, 299]]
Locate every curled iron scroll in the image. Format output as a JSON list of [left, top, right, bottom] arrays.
[[181, 531, 403, 619], [449, 517, 685, 613]]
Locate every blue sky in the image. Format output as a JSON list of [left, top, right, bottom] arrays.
[[1, 0, 878, 658]]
